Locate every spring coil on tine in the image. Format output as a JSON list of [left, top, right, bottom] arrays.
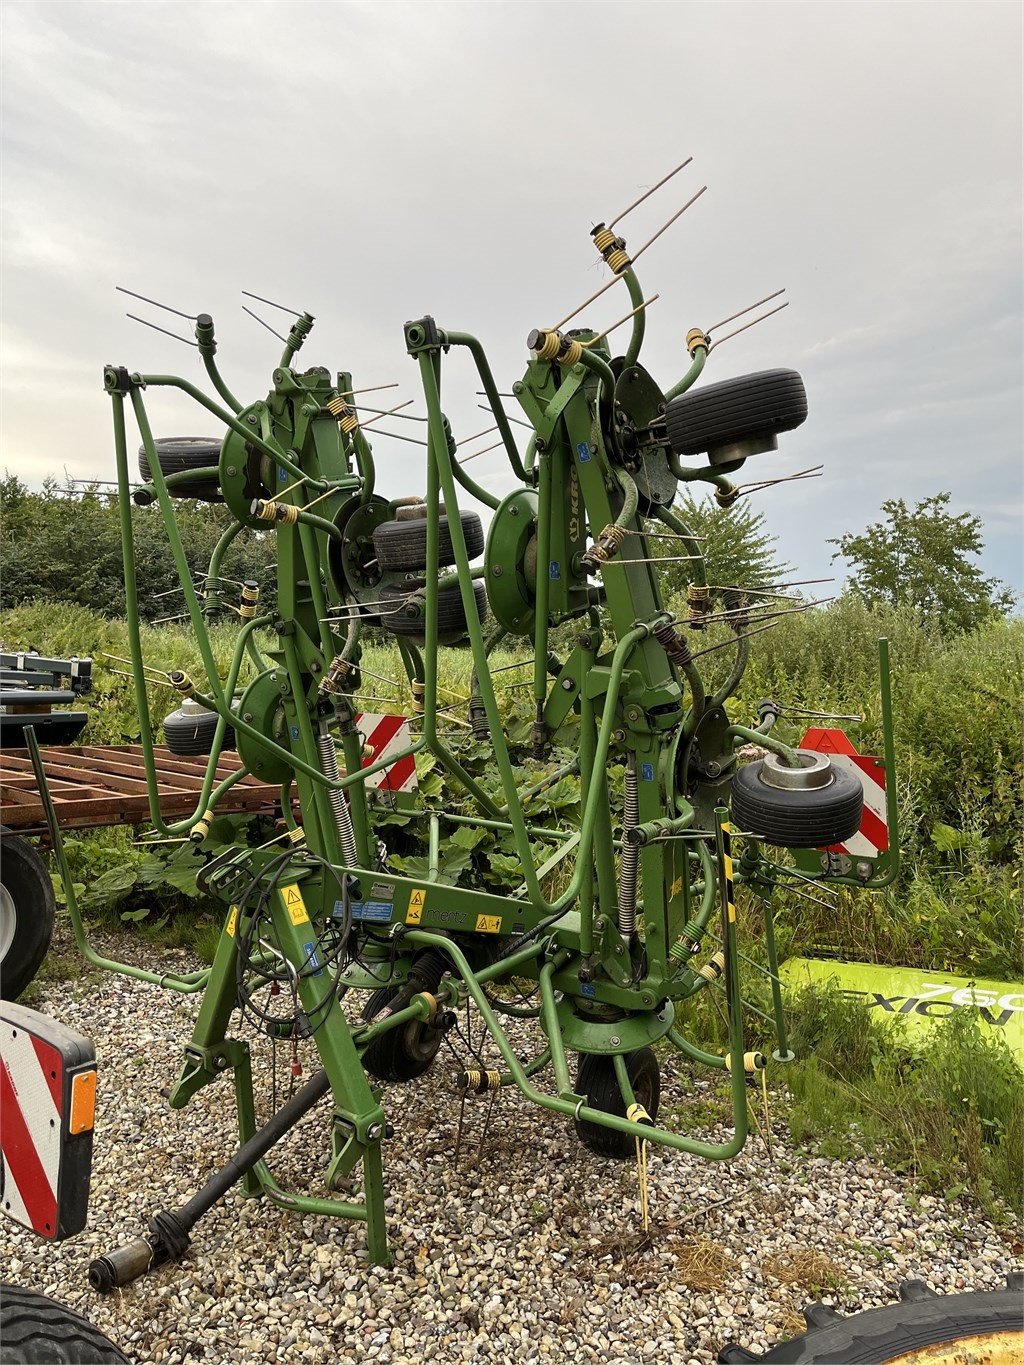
[[697, 950, 725, 983], [652, 620, 693, 670], [688, 583, 710, 628], [591, 223, 632, 274]]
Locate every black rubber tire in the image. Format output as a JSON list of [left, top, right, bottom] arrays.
[[361, 985, 444, 1083], [665, 370, 807, 458], [0, 832, 56, 1001], [372, 512, 485, 572], [378, 581, 488, 640], [138, 436, 223, 502], [162, 702, 236, 756], [0, 1284, 129, 1363], [730, 760, 863, 848], [718, 1278, 1024, 1362], [574, 1047, 661, 1159]]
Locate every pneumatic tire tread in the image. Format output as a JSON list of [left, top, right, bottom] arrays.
[[0, 832, 56, 1001], [730, 760, 863, 848], [372, 513, 485, 572], [138, 436, 223, 502], [0, 1284, 130, 1363], [361, 985, 443, 1083], [574, 1047, 661, 1159], [718, 1277, 1024, 1362], [378, 581, 488, 640], [665, 370, 807, 458], [162, 705, 236, 757]]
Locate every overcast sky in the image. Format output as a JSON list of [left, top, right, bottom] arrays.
[[2, 1, 1021, 595]]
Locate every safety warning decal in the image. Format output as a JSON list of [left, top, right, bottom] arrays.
[[281, 884, 309, 925], [475, 914, 502, 934], [406, 887, 426, 925]]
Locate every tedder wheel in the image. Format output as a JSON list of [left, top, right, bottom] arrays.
[[574, 1047, 661, 1159], [137, 436, 223, 502], [162, 699, 236, 756], [361, 985, 444, 1083], [730, 751, 863, 848], [0, 832, 56, 1002], [378, 581, 488, 641], [372, 511, 485, 572], [664, 370, 807, 467], [718, 1275, 1024, 1363], [0, 1283, 130, 1363]]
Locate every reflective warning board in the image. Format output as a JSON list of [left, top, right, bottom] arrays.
[[0, 1000, 96, 1239]]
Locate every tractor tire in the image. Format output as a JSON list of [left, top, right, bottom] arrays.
[[138, 436, 223, 502], [665, 370, 807, 459], [372, 512, 485, 572], [361, 985, 444, 1083], [0, 1284, 130, 1363], [378, 581, 487, 641], [730, 758, 862, 848], [162, 699, 236, 756], [718, 1275, 1024, 1362], [0, 832, 56, 1001], [574, 1047, 661, 1159]]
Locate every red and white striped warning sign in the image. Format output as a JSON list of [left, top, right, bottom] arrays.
[[355, 713, 418, 795], [800, 727, 888, 857], [1, 1026, 66, 1237], [1, 1003, 96, 1240]]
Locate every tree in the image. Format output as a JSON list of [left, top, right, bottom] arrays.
[[0, 476, 277, 620], [829, 492, 1014, 637], [650, 489, 792, 602]]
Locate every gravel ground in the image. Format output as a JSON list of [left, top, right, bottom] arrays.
[[3, 927, 1020, 1364]]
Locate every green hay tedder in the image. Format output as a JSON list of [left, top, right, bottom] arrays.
[[30, 164, 901, 1287]]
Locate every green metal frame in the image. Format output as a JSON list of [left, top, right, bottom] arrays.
[[90, 213, 899, 1266]]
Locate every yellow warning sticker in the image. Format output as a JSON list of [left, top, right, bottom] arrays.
[[406, 887, 426, 924], [475, 914, 501, 934], [226, 906, 239, 938], [670, 876, 683, 898], [406, 904, 423, 925], [281, 884, 309, 925]]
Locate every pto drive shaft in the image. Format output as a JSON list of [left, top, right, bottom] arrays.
[[88, 1067, 332, 1292]]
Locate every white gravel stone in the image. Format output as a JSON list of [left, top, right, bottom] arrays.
[[2, 926, 1020, 1364]]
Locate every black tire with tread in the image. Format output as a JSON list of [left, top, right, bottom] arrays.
[[361, 985, 443, 1083], [162, 704, 236, 756], [379, 581, 487, 639], [718, 1277, 1024, 1362], [0, 832, 56, 1001], [372, 512, 485, 572], [574, 1047, 661, 1159], [0, 1284, 130, 1363], [665, 370, 807, 458], [138, 436, 223, 501], [730, 760, 863, 848]]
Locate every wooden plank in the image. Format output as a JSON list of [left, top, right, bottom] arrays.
[[45, 748, 211, 793]]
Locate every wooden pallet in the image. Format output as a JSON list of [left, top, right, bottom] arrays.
[[0, 744, 280, 835]]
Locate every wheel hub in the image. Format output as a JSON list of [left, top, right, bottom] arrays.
[[758, 749, 834, 791]]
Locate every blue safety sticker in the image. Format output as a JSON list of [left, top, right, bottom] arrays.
[[338, 900, 394, 924], [549, 561, 561, 580], [641, 762, 655, 781], [278, 466, 288, 482], [580, 982, 596, 998], [576, 442, 592, 462], [302, 941, 324, 975], [290, 725, 300, 740]]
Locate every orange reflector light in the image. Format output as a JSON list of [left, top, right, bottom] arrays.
[[69, 1069, 97, 1135]]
